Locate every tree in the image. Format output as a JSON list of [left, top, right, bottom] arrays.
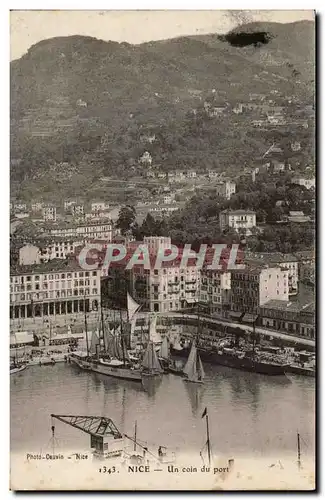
[[116, 205, 136, 236]]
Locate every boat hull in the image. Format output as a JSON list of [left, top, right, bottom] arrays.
[[167, 367, 184, 376], [88, 361, 143, 381], [286, 365, 315, 377], [10, 365, 26, 375], [171, 347, 288, 376], [183, 378, 204, 385]]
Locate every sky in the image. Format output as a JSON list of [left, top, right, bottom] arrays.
[[10, 10, 315, 61]]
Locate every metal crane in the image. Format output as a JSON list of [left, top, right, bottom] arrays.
[[51, 414, 124, 459]]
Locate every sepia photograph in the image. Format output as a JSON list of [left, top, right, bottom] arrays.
[[9, 9, 315, 491]]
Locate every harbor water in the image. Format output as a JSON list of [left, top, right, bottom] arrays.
[[11, 362, 315, 461]]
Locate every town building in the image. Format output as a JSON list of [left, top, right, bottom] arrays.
[[219, 209, 256, 234], [31, 202, 44, 213], [287, 211, 311, 223], [14, 203, 27, 212], [259, 300, 315, 339], [230, 265, 289, 317], [245, 252, 299, 295], [18, 240, 82, 266], [91, 202, 110, 212], [291, 177, 315, 190], [10, 259, 101, 320], [207, 171, 219, 180], [143, 236, 172, 254], [139, 151, 152, 166], [43, 206, 57, 222], [45, 221, 113, 241], [200, 270, 231, 316], [131, 263, 201, 313], [71, 204, 85, 216], [215, 181, 236, 200]]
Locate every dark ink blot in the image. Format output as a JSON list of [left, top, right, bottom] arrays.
[[218, 31, 273, 48]]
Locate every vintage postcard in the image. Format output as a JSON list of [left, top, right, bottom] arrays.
[[10, 10, 315, 491]]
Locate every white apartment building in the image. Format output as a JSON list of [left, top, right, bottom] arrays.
[[246, 253, 298, 296], [14, 203, 27, 212], [10, 260, 101, 320], [200, 270, 231, 316], [43, 206, 57, 222], [230, 265, 289, 316], [47, 221, 113, 241], [215, 181, 236, 200], [91, 202, 110, 212], [131, 263, 201, 313], [219, 209, 256, 233]]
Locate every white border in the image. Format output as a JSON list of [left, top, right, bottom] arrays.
[[3, 3, 321, 499]]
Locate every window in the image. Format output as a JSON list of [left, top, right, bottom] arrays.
[[61, 273, 65, 279], [49, 274, 54, 280], [92, 271, 97, 276], [92, 288, 98, 295], [85, 272, 89, 277], [74, 281, 79, 288], [67, 273, 72, 279], [93, 280, 97, 286], [154, 270, 159, 275], [35, 284, 40, 291], [79, 272, 84, 277], [20, 294, 25, 300], [26, 276, 31, 282], [55, 274, 59, 280]]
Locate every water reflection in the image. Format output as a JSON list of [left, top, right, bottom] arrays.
[[10, 363, 315, 459], [184, 381, 204, 418]]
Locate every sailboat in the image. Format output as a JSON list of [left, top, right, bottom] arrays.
[[71, 295, 143, 382], [183, 340, 205, 384], [157, 336, 170, 371], [141, 341, 164, 377]]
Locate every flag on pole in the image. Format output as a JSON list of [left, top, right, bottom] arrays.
[[201, 407, 207, 419]]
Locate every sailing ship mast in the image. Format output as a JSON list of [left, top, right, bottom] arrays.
[[100, 300, 106, 353], [84, 296, 89, 356], [120, 309, 126, 366], [202, 407, 211, 467], [297, 432, 301, 470]]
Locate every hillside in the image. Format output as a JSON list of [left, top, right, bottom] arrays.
[[10, 21, 315, 200]]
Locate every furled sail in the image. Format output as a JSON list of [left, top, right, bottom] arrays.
[[127, 293, 141, 321], [90, 330, 100, 355], [158, 336, 169, 360], [142, 342, 163, 374], [183, 341, 198, 380]]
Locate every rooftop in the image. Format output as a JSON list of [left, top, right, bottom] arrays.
[[261, 299, 315, 314], [221, 209, 256, 215], [10, 258, 85, 276], [245, 252, 298, 264]]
